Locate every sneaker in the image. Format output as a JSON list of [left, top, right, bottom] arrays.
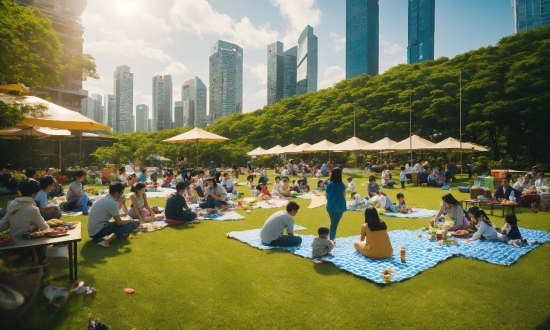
[[186, 219, 200, 224], [97, 241, 110, 248], [512, 240, 521, 247]]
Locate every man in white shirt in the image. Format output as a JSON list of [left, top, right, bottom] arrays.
[[271, 176, 283, 196], [260, 201, 302, 246], [413, 160, 423, 173]]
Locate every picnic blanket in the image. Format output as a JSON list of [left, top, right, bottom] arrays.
[[61, 211, 83, 217], [381, 209, 439, 218], [308, 195, 327, 209], [294, 193, 315, 200], [198, 211, 245, 221], [227, 227, 550, 284], [138, 220, 169, 232], [141, 190, 171, 198], [253, 200, 289, 209]]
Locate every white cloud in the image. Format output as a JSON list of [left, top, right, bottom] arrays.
[[134, 91, 152, 113], [169, 0, 278, 49], [81, 12, 104, 25], [245, 63, 267, 85], [254, 89, 267, 99], [158, 37, 175, 45], [380, 36, 403, 54], [83, 79, 111, 98], [139, 12, 171, 32], [141, 47, 173, 62], [85, 38, 148, 57], [270, 0, 322, 46], [329, 32, 345, 52], [319, 66, 345, 89], [159, 61, 189, 76]]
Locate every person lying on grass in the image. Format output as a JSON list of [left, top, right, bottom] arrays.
[[128, 182, 163, 222], [165, 182, 199, 224], [260, 201, 302, 247], [88, 182, 137, 248]]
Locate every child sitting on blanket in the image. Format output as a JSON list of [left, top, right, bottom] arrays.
[[376, 191, 397, 213], [316, 179, 327, 191], [396, 193, 412, 213], [498, 213, 528, 246], [467, 210, 498, 242], [311, 226, 335, 259], [347, 176, 357, 197]]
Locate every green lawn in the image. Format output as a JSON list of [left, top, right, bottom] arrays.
[[3, 172, 550, 329]]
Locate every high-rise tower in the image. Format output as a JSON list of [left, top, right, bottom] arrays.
[[267, 41, 284, 105], [407, 0, 435, 64], [346, 0, 379, 78], [209, 40, 243, 120], [513, 0, 550, 32], [114, 65, 134, 133], [296, 25, 318, 95], [152, 75, 173, 131]]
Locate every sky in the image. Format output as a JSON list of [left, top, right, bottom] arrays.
[[82, 0, 515, 120]]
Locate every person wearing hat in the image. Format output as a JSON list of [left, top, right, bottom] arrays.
[[199, 177, 227, 209], [165, 182, 198, 224]]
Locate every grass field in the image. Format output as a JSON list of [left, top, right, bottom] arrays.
[[2, 171, 550, 329]]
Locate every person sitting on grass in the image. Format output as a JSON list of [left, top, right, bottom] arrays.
[[257, 165, 269, 184], [535, 173, 547, 188], [116, 166, 129, 186], [381, 167, 395, 188], [367, 175, 380, 197], [347, 176, 357, 197], [396, 192, 412, 213], [25, 167, 37, 181], [222, 172, 236, 194], [317, 179, 327, 191], [46, 168, 64, 198], [419, 166, 430, 186], [128, 182, 163, 222], [161, 169, 175, 188], [88, 182, 136, 247], [260, 201, 302, 247], [0, 180, 50, 264], [279, 176, 292, 197], [430, 193, 470, 231], [199, 177, 227, 209], [467, 210, 498, 242], [376, 191, 397, 213], [0, 163, 18, 195], [498, 212, 529, 247], [138, 168, 148, 183], [35, 175, 62, 220], [165, 182, 199, 224], [353, 207, 393, 259], [182, 169, 194, 183], [271, 176, 283, 196], [67, 170, 91, 215], [311, 226, 335, 260]]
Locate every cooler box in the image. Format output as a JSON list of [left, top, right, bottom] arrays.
[[491, 170, 507, 178]]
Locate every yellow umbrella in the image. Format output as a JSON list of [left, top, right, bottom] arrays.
[[0, 126, 71, 137], [0, 83, 30, 94], [163, 127, 229, 167], [0, 93, 110, 131]]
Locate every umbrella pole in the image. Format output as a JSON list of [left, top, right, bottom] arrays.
[[196, 140, 199, 168], [59, 138, 62, 170]]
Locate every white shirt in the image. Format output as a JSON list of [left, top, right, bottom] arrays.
[[347, 181, 356, 193], [413, 163, 422, 173], [272, 182, 283, 196]]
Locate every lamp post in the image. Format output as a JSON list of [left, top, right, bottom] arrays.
[[459, 70, 463, 175], [353, 101, 357, 137]]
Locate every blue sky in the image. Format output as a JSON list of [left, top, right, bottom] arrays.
[[82, 0, 514, 119]]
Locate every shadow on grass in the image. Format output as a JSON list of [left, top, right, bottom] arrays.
[[79, 239, 132, 268], [536, 315, 550, 330]]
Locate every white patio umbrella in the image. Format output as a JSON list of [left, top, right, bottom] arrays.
[[428, 137, 488, 152], [390, 134, 435, 151], [247, 147, 265, 156], [163, 127, 229, 167], [329, 136, 370, 151], [290, 143, 312, 153], [304, 140, 336, 152], [280, 143, 297, 154], [365, 137, 397, 151], [260, 145, 285, 156]]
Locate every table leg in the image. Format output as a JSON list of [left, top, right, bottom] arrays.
[[74, 241, 78, 281], [68, 242, 73, 282], [490, 204, 494, 216]]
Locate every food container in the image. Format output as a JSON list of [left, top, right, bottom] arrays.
[[436, 230, 442, 240]]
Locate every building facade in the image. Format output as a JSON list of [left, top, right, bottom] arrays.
[[194, 78, 207, 128], [407, 0, 435, 64], [283, 46, 297, 99], [346, 0, 379, 78], [209, 40, 243, 120], [267, 41, 284, 105], [174, 101, 184, 128], [296, 25, 318, 95], [80, 96, 95, 120], [181, 77, 207, 128], [183, 100, 194, 128], [16, 0, 88, 112], [152, 75, 173, 131], [135, 104, 149, 131], [106, 94, 115, 128], [114, 65, 134, 133], [513, 0, 550, 32]]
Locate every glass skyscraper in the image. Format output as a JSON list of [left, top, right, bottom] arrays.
[[135, 104, 149, 132], [407, 0, 435, 64], [513, 0, 550, 32], [209, 40, 243, 120], [267, 41, 284, 106], [283, 46, 297, 98], [346, 0, 379, 79], [152, 75, 173, 131], [114, 65, 134, 133], [181, 77, 207, 128], [296, 25, 318, 96]]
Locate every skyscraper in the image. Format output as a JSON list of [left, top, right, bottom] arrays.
[[92, 94, 103, 124], [346, 0, 379, 78], [513, 0, 550, 33], [283, 46, 297, 98], [194, 78, 207, 128], [296, 25, 318, 95], [183, 100, 194, 128], [135, 104, 149, 131], [174, 101, 184, 128], [407, 0, 435, 64], [106, 94, 115, 128], [114, 65, 134, 133], [267, 41, 284, 105], [181, 77, 207, 128], [80, 96, 95, 120], [16, 0, 88, 112], [209, 40, 243, 120], [152, 75, 173, 131]]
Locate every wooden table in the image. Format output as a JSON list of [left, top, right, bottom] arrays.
[[0, 225, 81, 282], [461, 200, 517, 217]]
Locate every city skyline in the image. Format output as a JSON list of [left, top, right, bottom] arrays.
[[83, 0, 516, 121]]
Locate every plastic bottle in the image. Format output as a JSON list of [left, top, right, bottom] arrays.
[[400, 246, 406, 263]]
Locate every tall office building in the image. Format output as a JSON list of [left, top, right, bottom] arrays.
[[513, 0, 550, 32], [283, 46, 297, 98], [296, 26, 318, 95], [407, 0, 435, 64], [147, 118, 152, 132], [80, 96, 95, 120], [152, 75, 173, 131], [174, 101, 184, 128], [92, 93, 103, 124], [209, 40, 243, 120], [135, 104, 149, 131], [346, 0, 379, 78], [181, 77, 207, 128], [16, 0, 88, 111], [267, 41, 284, 105], [106, 94, 115, 128], [114, 65, 134, 132]]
